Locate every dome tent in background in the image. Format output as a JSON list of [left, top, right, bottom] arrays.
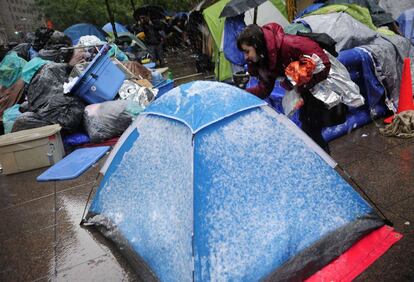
[[85, 81, 384, 281], [63, 23, 107, 45], [102, 22, 130, 34]]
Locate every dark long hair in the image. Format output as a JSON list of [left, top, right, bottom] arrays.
[[237, 24, 268, 65]]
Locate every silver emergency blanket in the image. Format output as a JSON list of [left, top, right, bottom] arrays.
[[302, 12, 414, 109], [310, 52, 364, 109], [118, 80, 157, 108]]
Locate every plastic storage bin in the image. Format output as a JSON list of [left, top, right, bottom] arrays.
[[0, 124, 65, 175], [71, 45, 126, 104]]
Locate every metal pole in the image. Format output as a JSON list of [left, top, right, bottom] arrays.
[[253, 7, 258, 24]]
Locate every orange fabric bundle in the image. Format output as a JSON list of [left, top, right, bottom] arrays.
[[285, 57, 316, 86]]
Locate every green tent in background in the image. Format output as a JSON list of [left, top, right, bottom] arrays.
[[203, 0, 288, 81], [203, 0, 232, 81]]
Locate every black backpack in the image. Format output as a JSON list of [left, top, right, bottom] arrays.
[[297, 32, 338, 57]]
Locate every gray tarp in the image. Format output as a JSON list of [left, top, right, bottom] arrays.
[[379, 0, 414, 20], [320, 0, 394, 27], [302, 12, 414, 109]]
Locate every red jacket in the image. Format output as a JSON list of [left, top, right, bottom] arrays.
[[246, 23, 331, 99]]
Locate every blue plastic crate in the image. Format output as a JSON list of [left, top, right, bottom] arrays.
[[71, 45, 126, 104], [156, 79, 174, 98]]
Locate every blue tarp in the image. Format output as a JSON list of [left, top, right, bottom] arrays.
[[223, 15, 246, 66], [322, 103, 388, 142], [87, 81, 383, 281], [337, 48, 384, 109], [397, 8, 414, 45], [64, 23, 107, 45], [175, 12, 189, 19], [295, 3, 324, 19], [102, 22, 129, 34]]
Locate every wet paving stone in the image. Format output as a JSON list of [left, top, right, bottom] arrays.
[[0, 195, 54, 242], [56, 254, 140, 282], [0, 227, 55, 282]]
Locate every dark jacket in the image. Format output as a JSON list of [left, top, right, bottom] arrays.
[[142, 20, 163, 45], [246, 23, 331, 99]]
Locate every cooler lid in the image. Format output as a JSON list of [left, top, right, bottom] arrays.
[[0, 124, 62, 147], [37, 146, 110, 182]]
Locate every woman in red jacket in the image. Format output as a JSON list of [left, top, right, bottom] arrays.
[[237, 23, 332, 153]]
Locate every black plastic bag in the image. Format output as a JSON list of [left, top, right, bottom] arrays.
[[10, 43, 31, 61], [301, 91, 348, 128], [23, 63, 86, 133], [11, 111, 51, 132], [33, 27, 54, 51], [38, 31, 73, 63], [297, 32, 338, 57]]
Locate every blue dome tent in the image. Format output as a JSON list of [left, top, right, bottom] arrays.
[[64, 23, 107, 45], [85, 81, 384, 281], [102, 22, 129, 34]]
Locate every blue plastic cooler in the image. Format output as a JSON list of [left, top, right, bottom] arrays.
[[71, 45, 126, 104], [156, 79, 174, 98]]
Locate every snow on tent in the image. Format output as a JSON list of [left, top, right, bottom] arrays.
[[84, 81, 389, 281], [64, 23, 107, 45], [203, 0, 288, 81]]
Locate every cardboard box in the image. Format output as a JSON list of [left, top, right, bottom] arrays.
[[0, 124, 65, 175]]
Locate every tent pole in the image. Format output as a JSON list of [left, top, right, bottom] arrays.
[[337, 164, 393, 227], [253, 7, 258, 24], [217, 50, 221, 81]]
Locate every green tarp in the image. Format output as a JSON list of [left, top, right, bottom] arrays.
[[22, 57, 49, 84], [0, 52, 27, 88], [203, 0, 232, 81]]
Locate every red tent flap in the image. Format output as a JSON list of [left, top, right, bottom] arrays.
[[306, 225, 402, 282]]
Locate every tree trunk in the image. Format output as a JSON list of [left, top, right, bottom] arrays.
[[130, 0, 136, 11], [105, 0, 118, 39]]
